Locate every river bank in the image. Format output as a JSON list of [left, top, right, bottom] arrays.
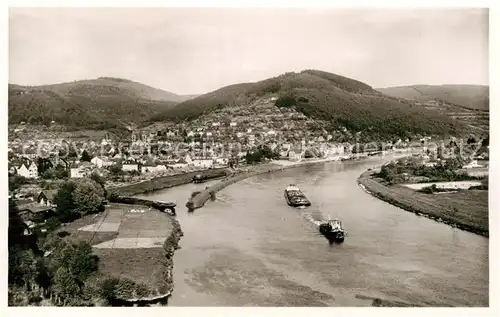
[[61, 201, 183, 306], [145, 155, 488, 307], [108, 168, 229, 197], [358, 170, 489, 237], [186, 155, 369, 210]]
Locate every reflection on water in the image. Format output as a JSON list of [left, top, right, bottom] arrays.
[[136, 158, 489, 307]]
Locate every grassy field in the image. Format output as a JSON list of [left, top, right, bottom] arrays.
[[59, 203, 180, 300], [359, 171, 489, 237]]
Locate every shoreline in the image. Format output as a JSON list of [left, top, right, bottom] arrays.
[[108, 168, 229, 197], [357, 170, 489, 237], [104, 210, 183, 306], [187, 155, 369, 210], [99, 202, 183, 306]]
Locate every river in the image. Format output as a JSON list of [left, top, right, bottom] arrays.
[[136, 157, 489, 307]]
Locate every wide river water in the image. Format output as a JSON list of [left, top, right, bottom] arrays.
[[136, 157, 489, 307]]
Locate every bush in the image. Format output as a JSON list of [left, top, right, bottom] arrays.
[[245, 145, 280, 164], [72, 179, 106, 216], [419, 184, 438, 194]]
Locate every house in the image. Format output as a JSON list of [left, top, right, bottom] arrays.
[[70, 168, 85, 178], [424, 162, 438, 167], [184, 154, 193, 164], [37, 190, 58, 207], [289, 147, 303, 161], [156, 165, 167, 173], [16, 202, 55, 222], [463, 160, 483, 169], [192, 159, 213, 168], [215, 157, 228, 166], [141, 165, 157, 174], [91, 156, 114, 168], [122, 163, 139, 172], [230, 122, 237, 127], [279, 149, 290, 157], [212, 122, 221, 127], [28, 161, 38, 178], [17, 161, 38, 179], [237, 151, 248, 159], [141, 164, 166, 174]]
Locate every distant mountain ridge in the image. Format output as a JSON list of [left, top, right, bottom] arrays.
[[151, 69, 470, 139], [8, 77, 194, 129], [377, 85, 489, 111], [9, 72, 478, 139]]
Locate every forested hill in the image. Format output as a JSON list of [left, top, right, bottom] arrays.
[[8, 77, 191, 130], [377, 85, 489, 111], [151, 69, 469, 139]]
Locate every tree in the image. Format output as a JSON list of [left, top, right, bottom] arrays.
[[90, 172, 107, 197], [80, 150, 92, 162], [72, 179, 105, 216], [46, 239, 100, 305], [444, 157, 464, 170], [41, 164, 67, 180], [481, 136, 489, 147], [8, 247, 38, 289], [109, 164, 123, 181], [54, 182, 77, 222], [377, 163, 398, 183], [275, 95, 297, 108], [9, 175, 27, 192], [37, 158, 54, 175], [52, 267, 81, 305], [467, 137, 477, 144], [44, 217, 62, 233], [66, 241, 99, 285], [8, 198, 31, 249]]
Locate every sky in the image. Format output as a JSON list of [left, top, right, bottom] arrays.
[[9, 8, 489, 95]]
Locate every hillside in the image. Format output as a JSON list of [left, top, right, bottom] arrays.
[[8, 77, 189, 130], [377, 85, 489, 111], [151, 70, 470, 140]]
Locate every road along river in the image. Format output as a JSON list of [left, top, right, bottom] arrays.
[[136, 157, 489, 307]]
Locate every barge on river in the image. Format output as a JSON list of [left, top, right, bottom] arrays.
[[284, 184, 311, 207], [319, 219, 346, 243]]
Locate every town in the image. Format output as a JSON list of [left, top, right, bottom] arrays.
[[8, 93, 489, 236]]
